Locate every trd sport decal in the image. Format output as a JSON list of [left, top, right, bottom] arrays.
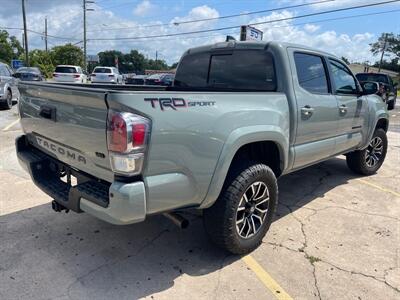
[[144, 98, 215, 111]]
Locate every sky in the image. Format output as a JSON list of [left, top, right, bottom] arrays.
[[0, 0, 399, 64]]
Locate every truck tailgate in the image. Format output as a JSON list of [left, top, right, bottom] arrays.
[[18, 83, 113, 182]]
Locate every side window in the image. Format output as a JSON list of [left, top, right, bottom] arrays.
[[329, 59, 357, 94], [6, 66, 13, 76], [294, 52, 329, 94], [0, 66, 5, 76]]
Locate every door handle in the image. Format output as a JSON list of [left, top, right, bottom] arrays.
[[339, 105, 347, 115], [39, 105, 57, 121], [301, 105, 314, 117]]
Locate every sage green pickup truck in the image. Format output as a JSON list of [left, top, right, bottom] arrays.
[[16, 41, 389, 254]]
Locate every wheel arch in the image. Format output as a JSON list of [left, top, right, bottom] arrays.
[[200, 125, 288, 209]]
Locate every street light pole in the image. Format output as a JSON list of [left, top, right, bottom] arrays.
[[83, 0, 95, 72], [22, 0, 29, 66]]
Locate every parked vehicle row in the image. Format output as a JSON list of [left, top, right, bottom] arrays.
[[0, 62, 19, 109]]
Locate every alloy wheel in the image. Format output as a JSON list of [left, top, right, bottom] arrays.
[[236, 181, 269, 239], [365, 137, 383, 167]]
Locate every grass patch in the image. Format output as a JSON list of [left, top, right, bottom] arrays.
[[305, 254, 321, 265]]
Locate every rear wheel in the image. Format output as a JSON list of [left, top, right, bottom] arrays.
[[203, 163, 278, 254], [346, 129, 387, 175], [387, 100, 395, 110], [0, 90, 12, 110]]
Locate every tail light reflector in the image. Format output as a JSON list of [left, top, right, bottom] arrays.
[[73, 74, 80, 78]]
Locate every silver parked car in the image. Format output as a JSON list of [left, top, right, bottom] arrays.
[[90, 67, 123, 84], [0, 62, 19, 110]]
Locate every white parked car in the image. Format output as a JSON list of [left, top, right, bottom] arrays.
[[90, 67, 123, 84], [53, 65, 87, 83]]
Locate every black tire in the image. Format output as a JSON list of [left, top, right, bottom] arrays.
[[0, 90, 12, 110], [387, 100, 395, 110], [346, 129, 387, 175], [203, 163, 278, 254]]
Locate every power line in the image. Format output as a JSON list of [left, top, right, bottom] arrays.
[[87, 0, 335, 32], [0, 26, 81, 41], [89, 9, 400, 44], [88, 0, 400, 41]]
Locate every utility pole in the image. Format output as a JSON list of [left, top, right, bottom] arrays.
[[44, 17, 48, 52], [378, 33, 388, 72], [22, 0, 29, 66], [155, 51, 158, 62], [83, 0, 95, 72]]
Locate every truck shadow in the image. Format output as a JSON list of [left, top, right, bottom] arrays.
[[0, 156, 359, 299]]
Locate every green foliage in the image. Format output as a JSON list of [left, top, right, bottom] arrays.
[[370, 33, 400, 58], [0, 30, 24, 64], [370, 33, 400, 73], [341, 56, 350, 65], [29, 50, 54, 78], [50, 43, 84, 67], [98, 49, 172, 73]]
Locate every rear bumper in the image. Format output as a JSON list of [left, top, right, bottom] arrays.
[[16, 135, 146, 225]]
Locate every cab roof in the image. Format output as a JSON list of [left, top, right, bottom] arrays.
[[184, 40, 339, 60]]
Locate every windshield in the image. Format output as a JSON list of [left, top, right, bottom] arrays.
[[93, 67, 112, 73], [55, 66, 78, 73], [356, 74, 389, 84]]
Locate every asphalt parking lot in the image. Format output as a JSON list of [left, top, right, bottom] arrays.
[[1, 101, 399, 300]]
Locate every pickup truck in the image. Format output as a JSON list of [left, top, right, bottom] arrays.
[[356, 72, 397, 110], [16, 41, 389, 254]]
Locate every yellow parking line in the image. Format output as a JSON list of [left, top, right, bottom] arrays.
[[242, 255, 293, 300], [2, 119, 20, 131], [357, 179, 400, 198]]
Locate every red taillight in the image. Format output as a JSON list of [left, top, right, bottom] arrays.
[[73, 74, 80, 78], [91, 73, 96, 76], [108, 74, 115, 78], [53, 73, 58, 77], [132, 124, 146, 147]]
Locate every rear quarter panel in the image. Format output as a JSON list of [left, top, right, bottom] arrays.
[[107, 91, 289, 213]]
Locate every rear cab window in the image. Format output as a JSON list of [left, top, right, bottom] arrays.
[[174, 49, 276, 91]]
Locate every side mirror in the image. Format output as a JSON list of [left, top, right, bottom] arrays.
[[11, 73, 18, 78], [361, 81, 379, 95]]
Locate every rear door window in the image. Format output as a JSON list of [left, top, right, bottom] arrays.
[[294, 52, 329, 94]]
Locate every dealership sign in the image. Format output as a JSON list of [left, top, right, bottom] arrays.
[[240, 25, 263, 41]]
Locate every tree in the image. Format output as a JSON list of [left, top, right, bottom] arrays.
[[0, 30, 24, 64], [145, 58, 169, 70], [170, 62, 179, 69], [29, 49, 54, 78], [122, 50, 146, 73], [50, 44, 84, 67], [341, 56, 350, 65], [98, 50, 123, 69], [370, 33, 400, 58]]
